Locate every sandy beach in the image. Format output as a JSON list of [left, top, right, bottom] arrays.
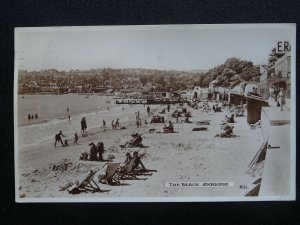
[[16, 100, 265, 200]]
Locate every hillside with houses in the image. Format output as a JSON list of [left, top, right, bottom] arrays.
[[18, 57, 261, 95]]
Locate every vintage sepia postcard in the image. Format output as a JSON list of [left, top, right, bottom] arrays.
[[14, 24, 296, 202]]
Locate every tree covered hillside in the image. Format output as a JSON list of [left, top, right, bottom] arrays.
[[196, 57, 260, 88]]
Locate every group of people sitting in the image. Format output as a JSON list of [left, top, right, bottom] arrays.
[[212, 103, 222, 112], [223, 114, 235, 124], [122, 151, 146, 171], [217, 124, 235, 138], [80, 142, 105, 161], [98, 151, 148, 185], [150, 115, 165, 123], [172, 108, 191, 118], [217, 114, 236, 138], [228, 101, 245, 117]]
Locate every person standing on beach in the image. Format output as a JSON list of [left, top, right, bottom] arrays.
[[136, 112, 140, 128], [97, 142, 104, 161], [55, 131, 65, 147], [103, 120, 106, 129], [73, 131, 78, 145], [147, 106, 150, 116], [116, 118, 120, 129], [83, 117, 87, 132], [111, 120, 115, 129], [81, 117, 87, 133], [112, 120, 117, 130], [81, 118, 84, 133], [89, 143, 98, 161], [68, 115, 71, 124], [278, 88, 285, 111]]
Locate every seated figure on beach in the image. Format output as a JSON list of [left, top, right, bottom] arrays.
[[64, 140, 69, 146], [163, 121, 174, 133], [221, 114, 233, 124], [121, 133, 143, 148], [59, 169, 95, 194], [131, 133, 143, 147], [213, 105, 216, 112], [124, 152, 133, 165], [235, 105, 245, 117], [229, 114, 235, 123], [150, 115, 164, 123], [185, 111, 192, 117], [80, 151, 89, 160], [184, 117, 192, 123], [132, 151, 146, 171], [222, 124, 234, 137], [114, 152, 134, 174], [217, 124, 234, 138], [159, 108, 166, 114]]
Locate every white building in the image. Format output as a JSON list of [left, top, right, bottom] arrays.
[[181, 86, 210, 101], [275, 52, 291, 78]]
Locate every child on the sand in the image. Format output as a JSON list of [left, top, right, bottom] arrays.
[[73, 132, 78, 145]]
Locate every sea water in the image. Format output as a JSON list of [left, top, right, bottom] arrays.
[[18, 94, 113, 126], [17, 94, 132, 147]]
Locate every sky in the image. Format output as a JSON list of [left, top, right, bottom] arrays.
[[15, 24, 295, 71]]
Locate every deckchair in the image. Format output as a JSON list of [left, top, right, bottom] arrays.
[[99, 163, 120, 185], [114, 158, 138, 181], [98, 160, 136, 185], [248, 141, 268, 169], [77, 170, 101, 193], [116, 155, 151, 180]]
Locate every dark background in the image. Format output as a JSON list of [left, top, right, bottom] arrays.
[[0, 0, 299, 224]]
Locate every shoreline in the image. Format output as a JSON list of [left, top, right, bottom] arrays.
[[18, 103, 162, 149]]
